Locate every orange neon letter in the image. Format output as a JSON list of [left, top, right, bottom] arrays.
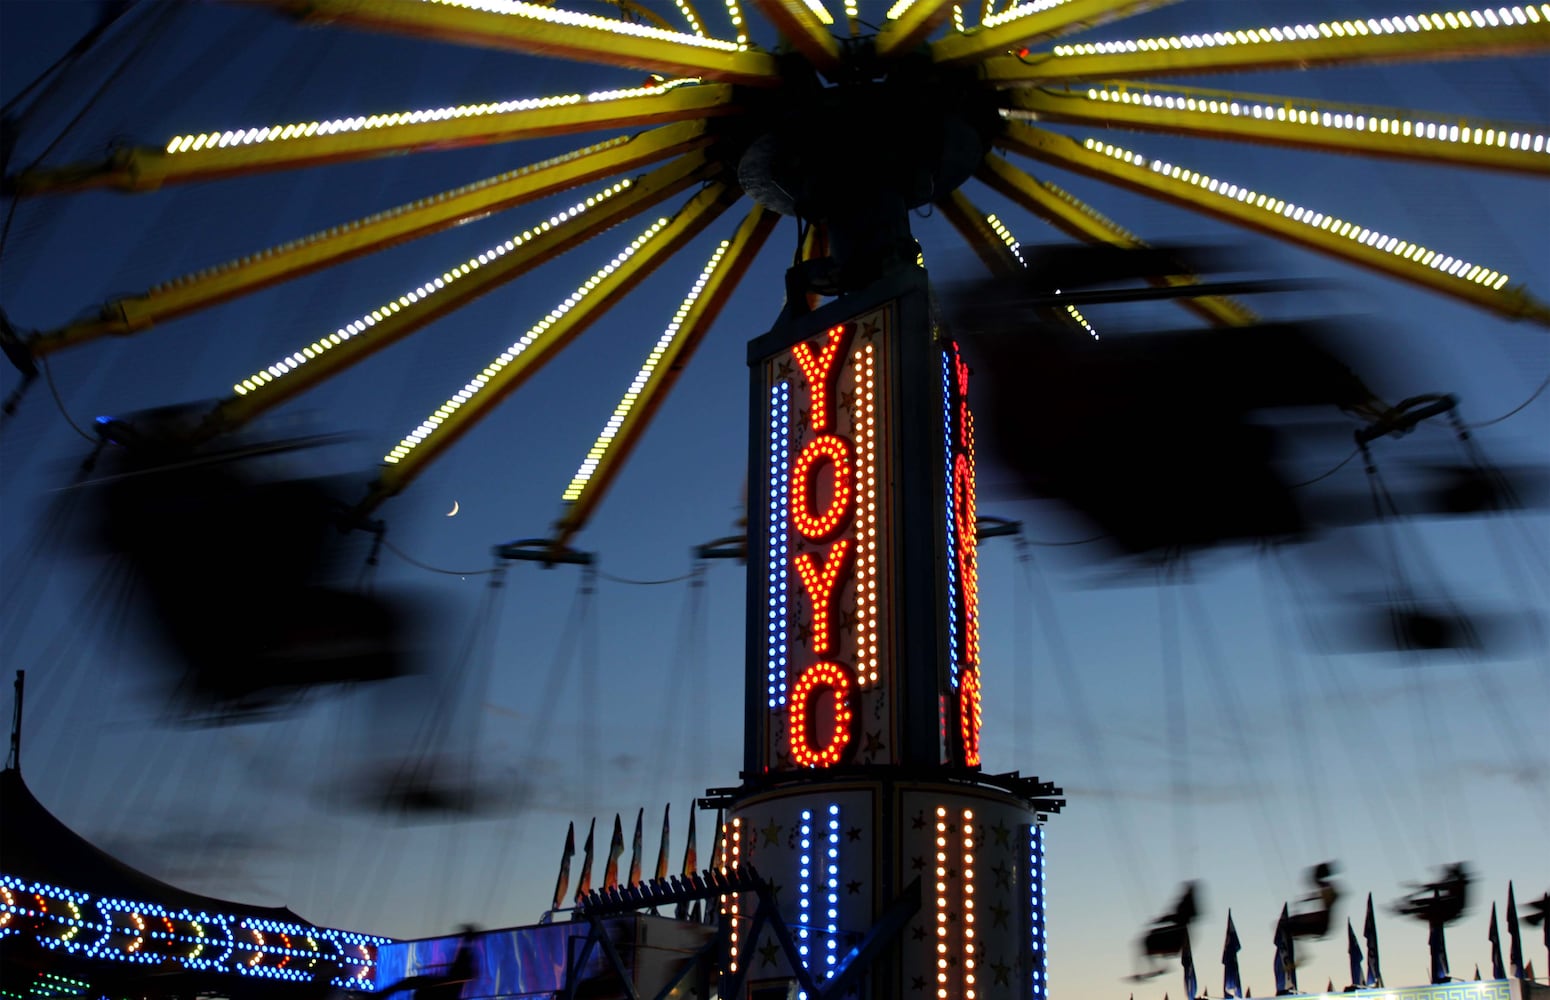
[[793, 538, 851, 655], [788, 661, 855, 768], [959, 667, 982, 767], [793, 324, 850, 433], [954, 450, 979, 669], [791, 435, 852, 540]]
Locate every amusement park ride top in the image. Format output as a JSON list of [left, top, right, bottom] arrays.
[[1, 0, 1549, 998]]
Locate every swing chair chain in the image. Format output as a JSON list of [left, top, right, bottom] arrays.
[[1354, 393, 1458, 446]]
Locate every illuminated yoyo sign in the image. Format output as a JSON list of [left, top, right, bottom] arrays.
[[746, 272, 980, 777]]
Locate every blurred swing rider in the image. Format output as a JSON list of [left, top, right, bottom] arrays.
[[83, 405, 414, 718]]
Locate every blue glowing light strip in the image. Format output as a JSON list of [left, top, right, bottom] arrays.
[[1029, 825, 1048, 999], [798, 809, 813, 992], [824, 804, 840, 976], [766, 380, 792, 708], [942, 350, 960, 690], [0, 873, 388, 989]]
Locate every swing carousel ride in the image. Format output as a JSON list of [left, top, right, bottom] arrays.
[[0, 0, 1547, 996]]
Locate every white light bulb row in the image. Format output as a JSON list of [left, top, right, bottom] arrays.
[[164, 80, 698, 156], [1051, 5, 1546, 56], [984, 213, 1026, 266], [953, 4, 968, 32], [1083, 138, 1512, 290], [562, 239, 731, 500], [671, 0, 707, 36], [422, 0, 747, 50], [885, 0, 917, 21], [803, 0, 836, 25], [153, 137, 628, 294], [232, 180, 632, 399], [1082, 86, 1549, 154], [384, 215, 670, 465], [845, 0, 860, 19], [724, 0, 749, 45], [1064, 303, 1098, 340], [982, 0, 1075, 30]]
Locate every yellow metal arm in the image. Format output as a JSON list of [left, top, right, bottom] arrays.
[[995, 122, 1550, 325], [10, 83, 736, 194], [875, 0, 961, 58], [251, 0, 780, 85], [551, 204, 779, 549], [20, 124, 713, 362], [1004, 83, 1550, 175], [362, 182, 741, 512], [982, 5, 1550, 83], [205, 152, 715, 436], [937, 189, 1026, 276], [749, 0, 842, 71], [930, 0, 1173, 66], [974, 153, 1257, 326]]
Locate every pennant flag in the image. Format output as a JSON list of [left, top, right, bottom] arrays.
[[1490, 903, 1507, 979], [654, 804, 671, 882], [1222, 910, 1243, 998], [682, 806, 699, 876], [1474, 964, 1481, 981], [1507, 882, 1525, 978], [1326, 979, 1334, 992], [575, 818, 596, 902], [1428, 916, 1450, 984], [603, 813, 625, 890], [1182, 927, 1198, 1000], [1273, 904, 1296, 994], [1364, 893, 1384, 987], [627, 807, 644, 886], [1346, 919, 1363, 988], [550, 821, 575, 912]]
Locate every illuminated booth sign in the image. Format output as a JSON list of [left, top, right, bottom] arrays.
[[747, 283, 980, 776]]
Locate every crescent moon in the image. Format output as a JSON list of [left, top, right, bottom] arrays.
[[446, 500, 460, 517]]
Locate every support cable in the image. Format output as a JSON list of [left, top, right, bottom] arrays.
[[1014, 533, 1154, 923], [481, 567, 598, 918], [1177, 561, 1290, 896], [1261, 547, 1418, 886], [1156, 567, 1193, 879]]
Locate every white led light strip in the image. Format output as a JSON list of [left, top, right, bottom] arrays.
[[562, 240, 730, 500], [383, 212, 669, 465], [854, 342, 880, 687], [422, 0, 746, 49], [1051, 5, 1547, 56], [984, 213, 1026, 267], [232, 181, 633, 399], [723, 0, 749, 44], [803, 0, 836, 24], [159, 136, 630, 294], [981, 0, 1077, 30], [1083, 138, 1512, 290], [1082, 85, 1550, 154], [165, 80, 700, 154]]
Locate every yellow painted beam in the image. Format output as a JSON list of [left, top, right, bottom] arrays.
[[937, 189, 1025, 276], [974, 153, 1257, 326], [250, 0, 780, 84], [748, 0, 842, 71], [363, 182, 740, 510], [11, 83, 736, 194], [930, 0, 1173, 65], [982, 4, 1550, 83], [206, 152, 715, 435], [995, 122, 1550, 325], [21, 124, 713, 363], [1004, 83, 1550, 175], [551, 204, 778, 548], [876, 0, 961, 57]]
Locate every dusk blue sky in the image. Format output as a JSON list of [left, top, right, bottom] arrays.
[[1, 1, 1546, 996]]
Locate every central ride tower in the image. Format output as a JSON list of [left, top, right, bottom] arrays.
[[709, 264, 1062, 999]]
